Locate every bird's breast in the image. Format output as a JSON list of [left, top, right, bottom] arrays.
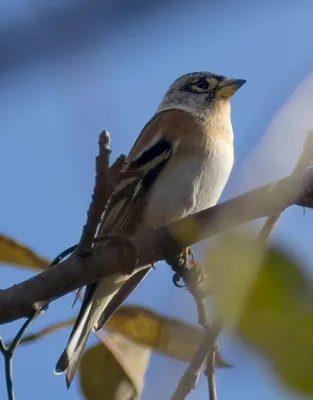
[[140, 141, 234, 230]]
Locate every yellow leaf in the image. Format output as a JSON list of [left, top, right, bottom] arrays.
[[16, 305, 230, 367], [106, 305, 222, 364], [0, 234, 50, 270], [79, 333, 150, 400]]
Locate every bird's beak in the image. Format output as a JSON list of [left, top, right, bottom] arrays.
[[216, 78, 246, 98]]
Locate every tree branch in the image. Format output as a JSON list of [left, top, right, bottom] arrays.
[[0, 310, 41, 400], [171, 319, 221, 400], [206, 349, 217, 400], [6, 318, 76, 346], [0, 168, 313, 325], [257, 128, 313, 244], [76, 130, 112, 253]]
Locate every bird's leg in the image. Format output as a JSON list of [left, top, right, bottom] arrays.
[[167, 247, 207, 322], [167, 247, 191, 288], [167, 248, 232, 370]]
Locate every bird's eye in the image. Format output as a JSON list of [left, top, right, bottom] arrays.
[[186, 78, 209, 92], [194, 79, 209, 90]]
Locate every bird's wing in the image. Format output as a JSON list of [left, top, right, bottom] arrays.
[[94, 268, 150, 330], [90, 111, 176, 330], [81, 110, 174, 321], [56, 110, 175, 385]]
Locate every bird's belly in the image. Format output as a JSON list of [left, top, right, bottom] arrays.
[[140, 148, 233, 230]]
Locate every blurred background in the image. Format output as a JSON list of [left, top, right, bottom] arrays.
[[1, 0, 313, 399]]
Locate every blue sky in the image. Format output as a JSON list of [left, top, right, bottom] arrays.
[[1, 1, 313, 399]]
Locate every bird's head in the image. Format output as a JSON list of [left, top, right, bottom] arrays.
[[158, 72, 246, 118]]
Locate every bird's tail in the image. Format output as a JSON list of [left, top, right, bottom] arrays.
[[55, 268, 150, 387], [54, 284, 115, 387]]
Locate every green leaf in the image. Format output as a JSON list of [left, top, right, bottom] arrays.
[[208, 235, 313, 396], [79, 334, 151, 400], [237, 247, 313, 396], [208, 234, 264, 325]]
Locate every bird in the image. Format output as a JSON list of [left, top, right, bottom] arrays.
[[55, 71, 246, 386]]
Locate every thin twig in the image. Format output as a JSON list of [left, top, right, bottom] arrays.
[[7, 318, 76, 346], [0, 311, 40, 400], [184, 258, 218, 399], [76, 130, 112, 253], [257, 129, 313, 246], [168, 248, 218, 398], [293, 129, 313, 175], [187, 259, 219, 400], [257, 214, 281, 243], [171, 319, 221, 400], [168, 248, 227, 399], [72, 131, 127, 305], [205, 348, 217, 400], [0, 338, 13, 400]]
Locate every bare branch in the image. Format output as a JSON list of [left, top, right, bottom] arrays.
[[171, 319, 221, 400], [0, 310, 40, 400], [7, 318, 76, 346], [258, 129, 313, 244], [0, 167, 313, 325], [76, 130, 112, 253], [206, 349, 217, 400]]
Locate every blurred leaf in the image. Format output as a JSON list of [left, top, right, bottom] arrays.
[[0, 233, 50, 270], [209, 236, 313, 396], [237, 248, 313, 396], [208, 234, 264, 326], [17, 304, 231, 367], [106, 305, 230, 367], [79, 333, 151, 400]]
